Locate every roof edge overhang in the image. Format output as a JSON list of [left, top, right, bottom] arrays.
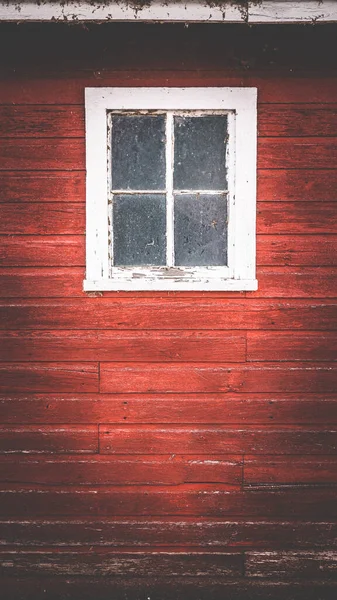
[[0, 1, 337, 24]]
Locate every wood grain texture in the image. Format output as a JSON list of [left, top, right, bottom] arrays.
[[1, 518, 336, 549], [0, 455, 243, 485], [1, 300, 335, 330], [1, 485, 336, 518], [0, 331, 246, 363], [258, 138, 337, 169], [1, 395, 336, 425], [247, 332, 337, 362], [257, 236, 337, 266], [0, 172, 85, 203], [100, 363, 337, 394], [0, 549, 244, 577], [244, 456, 337, 484], [0, 268, 84, 298], [0, 203, 85, 234], [246, 551, 337, 579], [256, 268, 337, 298], [257, 203, 337, 234], [1, 578, 337, 600], [0, 105, 84, 138], [0, 139, 84, 170], [0, 236, 85, 267], [258, 169, 337, 201], [0, 363, 98, 393], [258, 105, 337, 138], [99, 425, 337, 455], [0, 426, 98, 454]]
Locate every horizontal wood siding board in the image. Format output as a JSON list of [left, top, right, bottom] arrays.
[[0, 204, 85, 234], [0, 172, 85, 203], [244, 457, 337, 484], [0, 331, 247, 363], [3, 577, 337, 600], [0, 426, 98, 454], [258, 169, 337, 201], [1, 519, 336, 549], [0, 550, 244, 578], [255, 268, 337, 298], [258, 105, 337, 137], [247, 332, 337, 362], [99, 425, 337, 455], [0, 236, 85, 267], [258, 138, 337, 170], [99, 364, 337, 394], [1, 395, 336, 425], [2, 104, 337, 139], [257, 236, 337, 267], [0, 455, 243, 485], [1, 300, 336, 330], [0, 363, 99, 393], [0, 105, 84, 138], [2, 202, 334, 236], [2, 75, 337, 104], [1, 486, 337, 518], [246, 551, 337, 579]]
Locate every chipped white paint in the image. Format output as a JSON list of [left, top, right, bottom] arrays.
[[84, 87, 257, 292], [1, 1, 337, 23]]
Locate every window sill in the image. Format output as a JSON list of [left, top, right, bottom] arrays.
[[83, 278, 258, 292]]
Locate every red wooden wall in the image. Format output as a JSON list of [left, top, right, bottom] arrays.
[[0, 22, 336, 599]]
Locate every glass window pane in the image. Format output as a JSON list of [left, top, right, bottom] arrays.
[[113, 194, 166, 266], [111, 114, 166, 190], [174, 194, 227, 266], [173, 115, 228, 190]]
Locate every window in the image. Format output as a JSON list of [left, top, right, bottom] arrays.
[[84, 87, 257, 291]]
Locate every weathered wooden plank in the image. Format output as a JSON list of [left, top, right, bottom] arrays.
[[257, 169, 337, 202], [0, 105, 84, 138], [0, 203, 85, 234], [0, 426, 98, 454], [99, 425, 337, 455], [1, 395, 336, 425], [256, 268, 337, 298], [244, 456, 337, 484], [258, 138, 337, 169], [0, 172, 85, 203], [246, 551, 337, 579], [100, 363, 337, 394], [257, 236, 337, 266], [0, 139, 84, 170], [0, 455, 242, 485], [3, 202, 332, 236], [2, 267, 336, 299], [1, 485, 336, 518], [1, 299, 335, 330], [0, 236, 85, 267], [0, 331, 246, 363], [258, 105, 337, 137], [257, 203, 337, 234], [0, 363, 99, 393], [2, 75, 337, 105], [247, 332, 337, 362], [2, 518, 336, 549], [3, 577, 337, 600], [0, 549, 243, 577]]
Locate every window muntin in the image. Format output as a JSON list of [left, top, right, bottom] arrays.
[[84, 87, 257, 291]]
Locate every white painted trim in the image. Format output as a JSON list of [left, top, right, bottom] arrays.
[[84, 87, 257, 292], [1, 2, 336, 23]]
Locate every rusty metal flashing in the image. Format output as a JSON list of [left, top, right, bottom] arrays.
[[0, 1, 337, 24]]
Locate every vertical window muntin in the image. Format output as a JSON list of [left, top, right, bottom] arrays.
[[107, 109, 234, 278]]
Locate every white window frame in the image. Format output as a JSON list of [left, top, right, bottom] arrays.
[[84, 87, 257, 292]]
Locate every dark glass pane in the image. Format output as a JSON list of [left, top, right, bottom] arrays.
[[174, 115, 228, 190], [174, 194, 227, 266], [111, 114, 166, 190], [113, 194, 166, 266]]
